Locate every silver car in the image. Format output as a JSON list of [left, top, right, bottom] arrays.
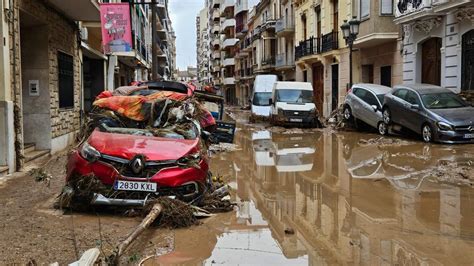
[[343, 84, 392, 135], [382, 84, 474, 143]]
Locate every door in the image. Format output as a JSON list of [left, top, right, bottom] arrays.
[[421, 38, 441, 85], [353, 88, 379, 127], [462, 30, 474, 91], [390, 89, 408, 124], [403, 90, 424, 132], [380, 66, 392, 87], [331, 64, 339, 111], [312, 63, 324, 114]]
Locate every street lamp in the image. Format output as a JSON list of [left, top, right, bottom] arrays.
[[341, 16, 360, 90]]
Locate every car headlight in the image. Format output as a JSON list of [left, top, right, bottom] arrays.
[[310, 108, 316, 114], [80, 142, 101, 162], [436, 122, 454, 131], [178, 152, 201, 166]]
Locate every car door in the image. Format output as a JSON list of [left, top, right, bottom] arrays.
[[357, 89, 381, 127], [352, 87, 367, 119], [403, 90, 425, 132], [390, 89, 408, 124]]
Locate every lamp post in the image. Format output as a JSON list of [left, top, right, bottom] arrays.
[[341, 16, 360, 90]]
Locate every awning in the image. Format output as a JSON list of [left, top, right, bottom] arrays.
[[47, 0, 100, 22]]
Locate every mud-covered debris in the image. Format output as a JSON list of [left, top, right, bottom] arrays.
[[209, 143, 240, 153], [143, 197, 198, 229], [428, 160, 474, 186], [199, 188, 235, 213], [284, 228, 295, 235], [29, 168, 52, 186], [358, 137, 412, 147]]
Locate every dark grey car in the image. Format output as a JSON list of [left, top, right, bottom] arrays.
[[382, 84, 474, 143]]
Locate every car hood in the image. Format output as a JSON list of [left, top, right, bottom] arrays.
[[430, 107, 474, 126], [88, 130, 199, 161]]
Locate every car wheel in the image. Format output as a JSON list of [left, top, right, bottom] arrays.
[[378, 122, 388, 136], [343, 106, 353, 122], [382, 108, 391, 125], [422, 124, 433, 143]]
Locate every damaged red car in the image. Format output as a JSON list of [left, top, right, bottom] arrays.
[[65, 81, 212, 207]]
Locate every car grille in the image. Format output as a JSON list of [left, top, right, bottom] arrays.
[[454, 125, 474, 133], [283, 110, 311, 117], [99, 155, 178, 178]]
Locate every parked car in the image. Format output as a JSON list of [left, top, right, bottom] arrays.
[[382, 84, 474, 143], [250, 75, 278, 120], [270, 81, 318, 127], [343, 84, 392, 135]]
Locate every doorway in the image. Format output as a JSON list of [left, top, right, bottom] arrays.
[[421, 37, 441, 85], [83, 57, 105, 112], [312, 63, 324, 114], [380, 65, 392, 87], [331, 64, 339, 111], [462, 30, 474, 91], [20, 11, 51, 150]]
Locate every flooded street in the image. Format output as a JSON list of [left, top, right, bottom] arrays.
[[1, 111, 474, 265], [151, 110, 474, 265]]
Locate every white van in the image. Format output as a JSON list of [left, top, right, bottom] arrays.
[[250, 75, 278, 120], [270, 81, 317, 126]]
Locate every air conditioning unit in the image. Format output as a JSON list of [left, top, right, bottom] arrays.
[[80, 27, 88, 42]]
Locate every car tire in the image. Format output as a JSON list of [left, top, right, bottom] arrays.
[[382, 108, 391, 125], [343, 106, 353, 122], [422, 124, 434, 143], [378, 122, 388, 136]]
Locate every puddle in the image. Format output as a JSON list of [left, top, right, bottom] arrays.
[[160, 118, 474, 265]]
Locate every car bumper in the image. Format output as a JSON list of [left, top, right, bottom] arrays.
[[66, 151, 209, 201], [272, 114, 316, 125], [435, 130, 474, 144]]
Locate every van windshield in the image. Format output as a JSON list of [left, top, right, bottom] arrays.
[[276, 89, 313, 104], [253, 92, 272, 106]]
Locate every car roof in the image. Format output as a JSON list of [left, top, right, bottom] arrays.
[[393, 84, 448, 94], [353, 83, 392, 94], [140, 80, 190, 94], [274, 81, 313, 90]]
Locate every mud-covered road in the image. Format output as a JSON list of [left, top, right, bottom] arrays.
[[1, 109, 474, 265]]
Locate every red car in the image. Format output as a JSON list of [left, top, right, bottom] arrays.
[[67, 129, 209, 206]]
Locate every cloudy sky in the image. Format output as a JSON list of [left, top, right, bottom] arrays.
[[169, 0, 260, 70]]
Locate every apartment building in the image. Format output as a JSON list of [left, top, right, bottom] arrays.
[[275, 0, 296, 81], [235, 0, 250, 106], [197, 7, 211, 84], [221, 0, 239, 104], [156, 0, 176, 80], [208, 0, 223, 88], [352, 0, 402, 87], [394, 0, 474, 93]]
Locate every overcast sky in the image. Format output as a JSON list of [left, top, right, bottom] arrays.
[[169, 0, 260, 70]]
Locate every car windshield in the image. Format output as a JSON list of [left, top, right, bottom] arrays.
[[377, 94, 385, 104], [253, 92, 272, 106], [421, 92, 467, 109], [276, 89, 313, 104]]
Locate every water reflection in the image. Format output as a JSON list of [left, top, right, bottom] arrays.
[[205, 128, 474, 265]]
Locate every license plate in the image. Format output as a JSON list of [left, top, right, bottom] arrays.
[[290, 118, 303, 122], [464, 134, 474, 139], [114, 180, 157, 192]]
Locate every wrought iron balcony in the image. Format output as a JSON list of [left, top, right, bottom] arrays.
[[275, 53, 295, 68], [295, 36, 321, 60], [321, 31, 338, 53], [275, 16, 295, 34]]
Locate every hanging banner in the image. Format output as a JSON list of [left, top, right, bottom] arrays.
[[100, 3, 133, 53]]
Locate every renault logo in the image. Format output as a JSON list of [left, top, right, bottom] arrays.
[[130, 157, 145, 174]]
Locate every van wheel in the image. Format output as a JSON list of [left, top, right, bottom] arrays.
[[422, 124, 433, 143], [378, 122, 388, 136], [343, 106, 353, 122]]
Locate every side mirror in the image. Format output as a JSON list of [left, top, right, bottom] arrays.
[[371, 105, 378, 112], [411, 104, 420, 110], [269, 99, 273, 105]]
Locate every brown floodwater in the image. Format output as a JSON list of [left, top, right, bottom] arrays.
[[142, 115, 474, 265]]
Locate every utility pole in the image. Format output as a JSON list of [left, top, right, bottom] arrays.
[[151, 0, 158, 80]]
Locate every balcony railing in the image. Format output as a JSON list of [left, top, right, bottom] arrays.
[[295, 36, 321, 60], [275, 53, 295, 68], [275, 16, 295, 33], [321, 31, 338, 53], [262, 56, 275, 66]]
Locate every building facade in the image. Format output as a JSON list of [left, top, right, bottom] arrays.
[[395, 0, 474, 93], [208, 0, 223, 89], [197, 7, 211, 84], [221, 0, 239, 104]]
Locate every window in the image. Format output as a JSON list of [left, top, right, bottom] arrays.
[[360, 0, 370, 19], [380, 0, 393, 15], [405, 91, 420, 105], [58, 51, 74, 108], [393, 89, 407, 100], [380, 66, 392, 87], [354, 88, 379, 107]]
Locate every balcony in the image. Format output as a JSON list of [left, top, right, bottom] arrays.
[[212, 51, 221, 59], [276, 16, 295, 36], [47, 0, 99, 21], [211, 9, 220, 21], [295, 36, 321, 60], [261, 19, 277, 32], [275, 53, 295, 69], [223, 77, 236, 85], [221, 18, 236, 32], [321, 32, 338, 53], [222, 57, 235, 67], [212, 25, 220, 34], [235, 0, 248, 15], [354, 15, 399, 48], [236, 22, 248, 38], [212, 38, 220, 47], [222, 38, 238, 49], [220, 0, 234, 15], [261, 56, 275, 69]]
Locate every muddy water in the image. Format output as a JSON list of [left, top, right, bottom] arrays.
[[143, 115, 474, 265]]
